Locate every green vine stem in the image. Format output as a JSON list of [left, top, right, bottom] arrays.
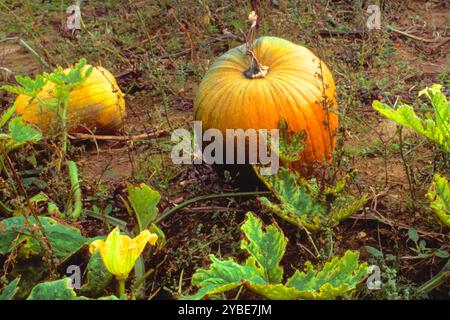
[[154, 191, 271, 225], [61, 95, 69, 155], [416, 259, 450, 296], [0, 199, 12, 215], [67, 160, 82, 219], [117, 279, 126, 298]]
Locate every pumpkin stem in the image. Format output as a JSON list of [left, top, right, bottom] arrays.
[[244, 11, 269, 79]]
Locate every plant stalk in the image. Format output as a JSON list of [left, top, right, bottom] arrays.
[[117, 278, 126, 298], [154, 191, 271, 225], [67, 160, 82, 219]]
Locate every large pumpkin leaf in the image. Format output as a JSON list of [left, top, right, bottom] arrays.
[[0, 215, 88, 259], [27, 278, 119, 300], [426, 174, 450, 227], [257, 168, 366, 231], [127, 183, 161, 232], [0, 277, 21, 300], [240, 212, 287, 283], [183, 212, 368, 300], [27, 278, 84, 300], [282, 250, 368, 299], [79, 251, 113, 296], [258, 168, 326, 230], [373, 84, 449, 153], [183, 255, 267, 300], [9, 256, 49, 299]]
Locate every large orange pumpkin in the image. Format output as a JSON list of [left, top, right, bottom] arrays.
[[194, 36, 338, 171], [15, 65, 125, 134]]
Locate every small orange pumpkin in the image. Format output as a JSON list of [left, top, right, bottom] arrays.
[[194, 36, 338, 171]]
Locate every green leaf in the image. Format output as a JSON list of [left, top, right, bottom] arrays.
[[283, 250, 368, 299], [426, 174, 450, 227], [9, 256, 48, 299], [0, 277, 20, 300], [79, 251, 113, 296], [258, 168, 326, 231], [182, 255, 267, 300], [27, 278, 82, 300], [0, 105, 17, 128], [0, 216, 88, 259], [329, 194, 369, 225], [149, 223, 166, 250], [240, 212, 287, 283], [408, 228, 419, 242], [184, 212, 368, 300], [1, 75, 47, 97], [434, 249, 449, 258], [127, 183, 161, 232], [365, 246, 383, 258], [27, 278, 121, 300], [6, 117, 41, 150], [43, 58, 93, 89], [276, 119, 306, 163], [257, 168, 365, 231], [373, 84, 449, 152]]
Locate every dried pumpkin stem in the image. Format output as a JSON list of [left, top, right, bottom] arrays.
[[244, 11, 268, 79]]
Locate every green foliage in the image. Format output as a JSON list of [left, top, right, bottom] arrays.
[[0, 216, 88, 259], [276, 119, 305, 163], [1, 75, 47, 97], [127, 183, 161, 232], [27, 278, 83, 300], [0, 277, 20, 300], [43, 58, 93, 89], [0, 116, 42, 151], [79, 251, 114, 296], [27, 278, 119, 300], [257, 168, 368, 231], [426, 174, 450, 228], [373, 84, 449, 153], [407, 227, 449, 259], [182, 212, 368, 300]]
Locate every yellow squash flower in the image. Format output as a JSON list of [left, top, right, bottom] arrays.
[[89, 227, 158, 280]]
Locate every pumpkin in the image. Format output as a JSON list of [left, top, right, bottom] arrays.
[[15, 65, 125, 134], [194, 36, 338, 171]]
